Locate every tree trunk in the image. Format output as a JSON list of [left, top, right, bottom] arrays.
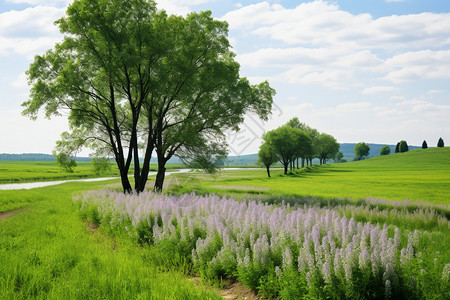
[[284, 163, 288, 175], [154, 162, 166, 192], [301, 158, 305, 168], [266, 166, 271, 177], [119, 168, 132, 193], [296, 158, 299, 169]]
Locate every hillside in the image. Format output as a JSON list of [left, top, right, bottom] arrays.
[[172, 147, 450, 204]]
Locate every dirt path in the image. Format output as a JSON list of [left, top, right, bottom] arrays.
[[190, 277, 261, 300], [0, 208, 23, 220]]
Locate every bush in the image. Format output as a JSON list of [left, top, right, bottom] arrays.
[[438, 137, 444, 148], [379, 145, 391, 156], [422, 140, 428, 149]]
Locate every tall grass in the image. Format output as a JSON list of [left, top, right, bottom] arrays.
[[75, 190, 450, 299], [0, 182, 221, 299]]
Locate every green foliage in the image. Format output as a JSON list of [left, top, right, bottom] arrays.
[[438, 137, 444, 148], [380, 145, 391, 156], [264, 126, 311, 174], [354, 142, 370, 160], [314, 133, 340, 165], [257, 142, 277, 177], [53, 151, 77, 173], [91, 157, 112, 175], [334, 151, 344, 162], [399, 140, 409, 153], [422, 140, 428, 149], [22, 0, 274, 193], [395, 142, 400, 153]]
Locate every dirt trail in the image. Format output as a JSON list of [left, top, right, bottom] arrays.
[[0, 208, 23, 220], [190, 277, 261, 300]]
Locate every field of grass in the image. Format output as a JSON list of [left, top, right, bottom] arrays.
[[0, 161, 185, 183], [168, 148, 450, 205], [0, 180, 222, 299], [1, 148, 449, 298]]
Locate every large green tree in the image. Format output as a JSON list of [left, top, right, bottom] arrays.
[[399, 140, 409, 153], [354, 142, 370, 160], [314, 133, 339, 165], [22, 0, 274, 193], [438, 137, 444, 148]]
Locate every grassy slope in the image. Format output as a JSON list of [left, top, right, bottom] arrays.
[[0, 181, 221, 299], [169, 147, 450, 204]]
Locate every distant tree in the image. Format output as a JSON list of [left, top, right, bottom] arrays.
[[91, 157, 112, 175], [334, 151, 344, 163], [395, 142, 400, 153], [258, 142, 277, 177], [422, 140, 428, 149], [315, 133, 340, 165], [379, 145, 390, 156], [438, 137, 444, 148], [354, 142, 370, 160], [399, 140, 409, 153], [54, 152, 77, 173]]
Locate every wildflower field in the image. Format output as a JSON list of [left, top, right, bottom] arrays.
[[76, 190, 449, 299]]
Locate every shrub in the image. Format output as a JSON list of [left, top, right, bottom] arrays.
[[438, 138, 444, 148], [379, 145, 391, 156]]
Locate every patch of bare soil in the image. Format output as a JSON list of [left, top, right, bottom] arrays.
[[86, 222, 99, 234], [190, 277, 261, 300], [0, 208, 23, 220]]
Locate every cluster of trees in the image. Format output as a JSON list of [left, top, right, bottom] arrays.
[[22, 0, 275, 193], [258, 118, 339, 176]]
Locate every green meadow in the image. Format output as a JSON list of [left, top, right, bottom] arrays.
[[0, 161, 185, 183], [1, 148, 449, 298], [169, 148, 450, 205], [0, 181, 221, 299]]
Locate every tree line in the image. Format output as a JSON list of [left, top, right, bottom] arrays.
[[258, 118, 340, 176]]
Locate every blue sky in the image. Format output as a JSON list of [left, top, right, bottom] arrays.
[[1, 0, 449, 156]]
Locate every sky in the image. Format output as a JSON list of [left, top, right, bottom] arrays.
[[1, 0, 449, 157]]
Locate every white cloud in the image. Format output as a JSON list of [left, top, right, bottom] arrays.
[[362, 86, 395, 94], [223, 1, 450, 49], [385, 50, 450, 82], [0, 6, 65, 57]]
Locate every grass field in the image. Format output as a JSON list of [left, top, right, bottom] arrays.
[[0, 180, 222, 299], [168, 148, 450, 205], [1, 148, 449, 298], [0, 161, 185, 183]]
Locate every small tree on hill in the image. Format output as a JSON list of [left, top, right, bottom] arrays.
[[438, 137, 444, 148], [354, 142, 370, 160], [399, 140, 409, 153], [422, 140, 428, 149], [379, 145, 390, 156], [395, 142, 400, 153], [258, 141, 277, 178]]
